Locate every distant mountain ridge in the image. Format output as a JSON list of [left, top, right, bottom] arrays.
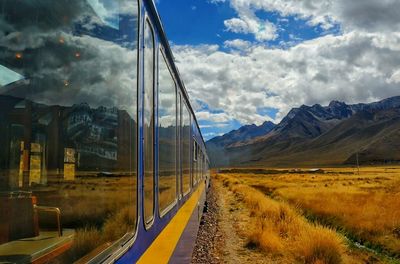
[[208, 121, 275, 148], [272, 96, 400, 139], [206, 96, 400, 167]]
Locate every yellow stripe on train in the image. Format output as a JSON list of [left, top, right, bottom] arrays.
[[137, 184, 205, 263]]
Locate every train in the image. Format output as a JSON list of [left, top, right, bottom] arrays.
[[0, 0, 210, 263]]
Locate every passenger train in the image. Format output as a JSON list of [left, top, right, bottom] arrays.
[[0, 0, 210, 263]]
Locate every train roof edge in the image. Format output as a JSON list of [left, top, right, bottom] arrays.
[[145, 0, 209, 159]]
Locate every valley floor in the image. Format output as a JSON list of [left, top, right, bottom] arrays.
[[193, 166, 400, 264]]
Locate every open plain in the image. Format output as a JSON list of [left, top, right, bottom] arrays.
[[194, 166, 400, 264]]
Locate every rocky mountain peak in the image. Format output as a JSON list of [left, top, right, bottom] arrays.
[[328, 100, 346, 108]]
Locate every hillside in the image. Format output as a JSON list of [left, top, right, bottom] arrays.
[[206, 96, 400, 167]]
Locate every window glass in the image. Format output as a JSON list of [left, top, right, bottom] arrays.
[[143, 19, 155, 225], [158, 50, 177, 213], [197, 145, 200, 183], [0, 1, 139, 263], [177, 93, 181, 197], [200, 151, 203, 180], [192, 140, 197, 186], [203, 154, 206, 179], [200, 152, 203, 180], [182, 104, 191, 194]]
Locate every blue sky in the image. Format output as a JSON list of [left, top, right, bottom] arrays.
[[155, 0, 400, 140], [156, 1, 340, 48]]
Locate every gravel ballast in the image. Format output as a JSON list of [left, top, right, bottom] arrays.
[[191, 182, 221, 264]]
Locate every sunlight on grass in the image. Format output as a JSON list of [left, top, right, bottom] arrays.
[[217, 174, 346, 263], [215, 166, 400, 263]]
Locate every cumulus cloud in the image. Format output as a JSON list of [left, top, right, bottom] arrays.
[[200, 123, 229, 129], [0, 0, 139, 117], [218, 0, 400, 35], [224, 17, 277, 41], [224, 39, 251, 50], [388, 69, 400, 84], [174, 31, 400, 125], [169, 0, 400, 131], [196, 111, 231, 123], [221, 1, 278, 41]]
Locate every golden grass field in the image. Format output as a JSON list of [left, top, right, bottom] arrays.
[[214, 166, 400, 264]]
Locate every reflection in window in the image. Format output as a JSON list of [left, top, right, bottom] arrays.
[[0, 0, 138, 263], [0, 64, 25, 86], [196, 144, 200, 184], [177, 93, 181, 197], [197, 150, 202, 181], [200, 153, 202, 180], [198, 147, 201, 182], [144, 20, 155, 225], [158, 50, 177, 213], [192, 140, 197, 186], [182, 103, 191, 194], [202, 153, 204, 179]]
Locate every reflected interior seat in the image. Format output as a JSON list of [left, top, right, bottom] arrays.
[[0, 230, 74, 263]]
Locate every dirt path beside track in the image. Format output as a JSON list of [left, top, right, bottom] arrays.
[[191, 180, 274, 264]]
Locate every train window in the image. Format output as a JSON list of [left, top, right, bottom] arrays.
[[192, 140, 197, 186], [197, 145, 200, 182], [203, 155, 205, 179], [182, 103, 191, 195], [177, 93, 181, 198], [200, 152, 203, 180], [200, 151, 203, 180], [203, 155, 206, 179], [0, 0, 139, 262], [144, 19, 155, 225], [158, 49, 177, 214]]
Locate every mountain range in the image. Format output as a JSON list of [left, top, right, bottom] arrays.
[[206, 96, 400, 167]]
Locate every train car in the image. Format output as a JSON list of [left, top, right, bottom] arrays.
[[0, 0, 210, 263]]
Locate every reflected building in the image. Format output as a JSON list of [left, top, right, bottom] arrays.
[[0, 95, 137, 190]]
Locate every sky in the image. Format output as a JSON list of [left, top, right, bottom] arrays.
[[155, 0, 400, 140]]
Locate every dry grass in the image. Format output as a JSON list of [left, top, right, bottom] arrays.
[[35, 176, 137, 228], [216, 166, 400, 263], [217, 174, 346, 264], [31, 175, 137, 262], [159, 174, 177, 212], [69, 227, 103, 260], [62, 205, 136, 262]]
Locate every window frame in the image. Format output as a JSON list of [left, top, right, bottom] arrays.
[[143, 16, 156, 229], [177, 92, 182, 200], [157, 46, 178, 218], [192, 139, 198, 186], [182, 101, 192, 196]]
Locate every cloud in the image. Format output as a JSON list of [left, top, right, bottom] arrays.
[[224, 39, 251, 50], [224, 17, 277, 42], [221, 2, 278, 41], [220, 0, 400, 34], [178, 0, 400, 130], [200, 123, 230, 129], [208, 0, 226, 3], [196, 111, 231, 123], [0, 0, 139, 118], [388, 69, 400, 84], [173, 31, 400, 125]]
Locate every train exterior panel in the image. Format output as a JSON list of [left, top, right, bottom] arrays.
[[0, 0, 210, 263]]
